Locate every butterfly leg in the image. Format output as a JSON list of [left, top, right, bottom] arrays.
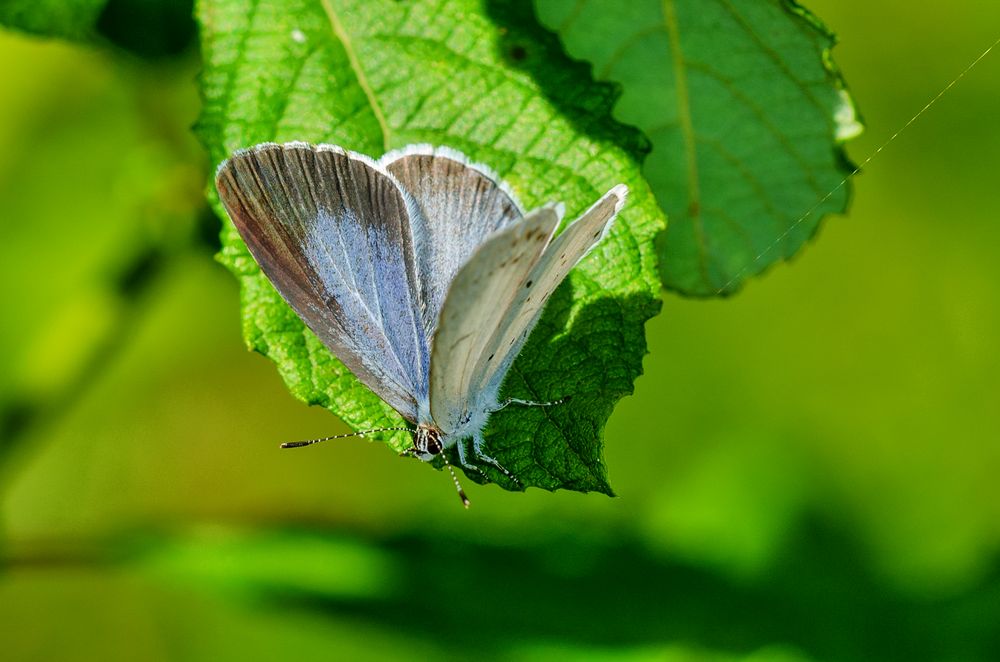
[[470, 432, 523, 488], [455, 438, 492, 483], [489, 395, 571, 413]]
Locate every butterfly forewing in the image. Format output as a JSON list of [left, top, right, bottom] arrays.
[[216, 143, 428, 422], [382, 146, 524, 337], [472, 185, 627, 399], [428, 207, 561, 434]]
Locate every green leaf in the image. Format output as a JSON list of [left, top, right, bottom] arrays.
[[536, 0, 863, 296], [196, 0, 665, 494]]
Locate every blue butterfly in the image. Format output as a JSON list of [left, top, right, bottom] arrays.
[[217, 143, 626, 505]]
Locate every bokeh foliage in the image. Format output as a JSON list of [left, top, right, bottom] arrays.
[[0, 0, 196, 57], [2, 1, 1000, 661]]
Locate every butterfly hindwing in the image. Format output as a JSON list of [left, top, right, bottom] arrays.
[[472, 185, 628, 401], [382, 146, 524, 337], [216, 142, 429, 422], [428, 206, 562, 435]]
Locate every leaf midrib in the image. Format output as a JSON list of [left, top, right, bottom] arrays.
[[320, 0, 391, 151], [661, 0, 709, 285]]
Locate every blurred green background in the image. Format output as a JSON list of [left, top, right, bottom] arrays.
[[2, 1, 999, 660]]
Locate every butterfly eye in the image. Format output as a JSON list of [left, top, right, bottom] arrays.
[[416, 426, 444, 456]]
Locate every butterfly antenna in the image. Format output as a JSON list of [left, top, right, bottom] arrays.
[[280, 426, 413, 449], [441, 452, 470, 508]]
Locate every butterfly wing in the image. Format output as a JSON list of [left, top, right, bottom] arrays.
[[427, 185, 627, 435], [427, 206, 562, 435], [472, 185, 628, 400], [216, 142, 429, 422], [381, 146, 524, 337]]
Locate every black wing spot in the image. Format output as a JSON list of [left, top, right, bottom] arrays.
[[525, 280, 533, 288]]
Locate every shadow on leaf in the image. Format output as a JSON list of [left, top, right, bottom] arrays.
[[483, 0, 651, 165], [442, 289, 660, 496]]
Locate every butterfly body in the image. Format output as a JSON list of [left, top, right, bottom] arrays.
[[216, 142, 625, 483]]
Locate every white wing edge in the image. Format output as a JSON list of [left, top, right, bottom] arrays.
[[576, 183, 627, 260], [378, 143, 526, 215], [216, 142, 428, 235]]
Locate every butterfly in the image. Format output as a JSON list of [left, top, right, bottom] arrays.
[[216, 143, 626, 505]]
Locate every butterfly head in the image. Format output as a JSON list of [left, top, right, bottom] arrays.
[[415, 423, 469, 508], [414, 423, 444, 461]]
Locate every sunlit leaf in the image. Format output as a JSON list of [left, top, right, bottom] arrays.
[[196, 0, 666, 493]]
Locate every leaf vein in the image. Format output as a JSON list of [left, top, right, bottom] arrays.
[[320, 0, 391, 151]]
